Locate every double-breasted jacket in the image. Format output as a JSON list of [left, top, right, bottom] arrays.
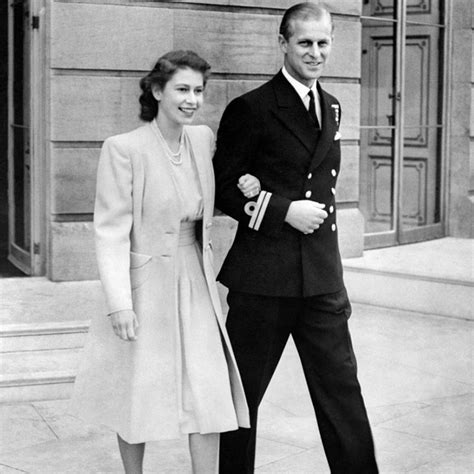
[[214, 71, 345, 297]]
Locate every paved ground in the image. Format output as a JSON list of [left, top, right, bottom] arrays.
[[1, 302, 472, 473]]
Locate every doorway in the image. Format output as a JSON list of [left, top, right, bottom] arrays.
[[360, 0, 446, 248], [1, 0, 25, 277], [3, 0, 43, 277]]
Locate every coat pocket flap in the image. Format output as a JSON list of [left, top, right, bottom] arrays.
[[130, 251, 153, 269]]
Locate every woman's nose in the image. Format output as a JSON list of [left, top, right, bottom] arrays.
[[186, 92, 197, 103]]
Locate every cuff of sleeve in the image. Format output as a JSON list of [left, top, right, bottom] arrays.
[[248, 192, 291, 235], [107, 307, 134, 317]]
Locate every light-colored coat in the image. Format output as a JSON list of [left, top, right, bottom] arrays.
[[72, 122, 249, 443]]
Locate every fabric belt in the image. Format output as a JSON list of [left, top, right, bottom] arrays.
[[178, 221, 196, 247]]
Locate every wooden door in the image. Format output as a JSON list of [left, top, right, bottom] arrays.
[[8, 0, 34, 274], [360, 0, 445, 247]]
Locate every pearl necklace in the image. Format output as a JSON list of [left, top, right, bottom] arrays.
[[153, 120, 184, 166]]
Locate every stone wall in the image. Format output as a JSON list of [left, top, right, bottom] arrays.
[[449, 0, 474, 237], [46, 0, 363, 280]]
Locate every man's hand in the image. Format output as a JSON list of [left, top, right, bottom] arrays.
[[109, 309, 139, 341], [237, 174, 261, 198], [285, 200, 328, 234]]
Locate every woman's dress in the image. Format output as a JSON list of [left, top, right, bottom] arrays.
[[170, 138, 238, 434], [71, 128, 242, 441]]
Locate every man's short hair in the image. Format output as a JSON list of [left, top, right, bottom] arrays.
[[279, 2, 334, 40]]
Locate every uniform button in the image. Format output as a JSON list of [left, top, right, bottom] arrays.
[[307, 172, 312, 179], [329, 205, 334, 213], [205, 222, 212, 229], [331, 169, 337, 177], [305, 190, 312, 198], [331, 223, 336, 231], [331, 187, 336, 195]]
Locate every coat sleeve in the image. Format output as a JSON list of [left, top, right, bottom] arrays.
[[94, 136, 134, 314], [213, 97, 291, 236]]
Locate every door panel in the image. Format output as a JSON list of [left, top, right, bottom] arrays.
[[8, 0, 32, 274], [360, 8, 397, 243], [402, 20, 443, 238], [360, 0, 445, 248]]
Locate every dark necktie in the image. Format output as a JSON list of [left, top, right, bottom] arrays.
[[308, 90, 320, 129]]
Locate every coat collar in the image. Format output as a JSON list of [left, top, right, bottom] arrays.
[[271, 71, 317, 153], [270, 71, 338, 170], [310, 82, 338, 171]]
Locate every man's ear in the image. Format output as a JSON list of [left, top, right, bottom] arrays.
[[278, 34, 288, 54]]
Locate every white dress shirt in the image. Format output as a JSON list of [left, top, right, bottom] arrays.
[[282, 66, 322, 127]]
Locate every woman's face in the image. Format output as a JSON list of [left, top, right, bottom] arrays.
[[152, 67, 205, 127]]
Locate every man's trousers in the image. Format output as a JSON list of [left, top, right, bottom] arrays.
[[219, 288, 378, 474]]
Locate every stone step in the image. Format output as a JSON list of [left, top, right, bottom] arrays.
[[0, 320, 90, 353], [343, 238, 473, 320], [344, 264, 473, 320], [0, 348, 81, 403], [0, 322, 88, 403]]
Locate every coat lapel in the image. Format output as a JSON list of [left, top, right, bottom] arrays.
[[309, 84, 338, 171], [271, 71, 319, 153], [184, 126, 213, 226], [146, 120, 183, 226]]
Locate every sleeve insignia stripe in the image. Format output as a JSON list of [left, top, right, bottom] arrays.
[[248, 191, 272, 231]]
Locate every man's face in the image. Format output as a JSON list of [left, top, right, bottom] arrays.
[[279, 15, 333, 87]]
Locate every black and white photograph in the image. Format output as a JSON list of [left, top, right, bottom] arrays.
[[0, 1, 472, 472]]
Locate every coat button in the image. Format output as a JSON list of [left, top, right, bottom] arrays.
[[205, 222, 213, 229], [329, 205, 334, 213], [305, 190, 312, 198], [331, 187, 336, 195], [331, 169, 337, 177], [307, 172, 312, 179], [331, 223, 336, 231]]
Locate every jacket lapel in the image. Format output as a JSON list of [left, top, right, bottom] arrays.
[[271, 71, 318, 153], [146, 120, 183, 224], [309, 84, 338, 171], [184, 127, 213, 226]]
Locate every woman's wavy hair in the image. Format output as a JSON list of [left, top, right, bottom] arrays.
[[139, 50, 211, 122]]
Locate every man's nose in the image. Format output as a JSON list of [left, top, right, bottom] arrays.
[[309, 44, 320, 58]]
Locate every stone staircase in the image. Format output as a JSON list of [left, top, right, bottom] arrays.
[[343, 237, 473, 320], [0, 278, 102, 403], [0, 320, 89, 403]]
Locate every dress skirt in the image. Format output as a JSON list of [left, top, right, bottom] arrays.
[[176, 221, 238, 433], [71, 221, 241, 441]]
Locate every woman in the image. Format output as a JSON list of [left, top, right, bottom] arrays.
[[72, 50, 259, 473]]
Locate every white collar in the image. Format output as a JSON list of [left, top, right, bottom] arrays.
[[281, 66, 318, 103]]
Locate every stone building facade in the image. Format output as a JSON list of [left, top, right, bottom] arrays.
[[1, 0, 472, 281]]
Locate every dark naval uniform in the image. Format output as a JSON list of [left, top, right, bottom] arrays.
[[214, 71, 377, 474]]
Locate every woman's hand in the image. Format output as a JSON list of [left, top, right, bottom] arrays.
[[238, 174, 261, 199], [109, 309, 139, 341]]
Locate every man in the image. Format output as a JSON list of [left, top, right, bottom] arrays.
[[213, 3, 378, 473]]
